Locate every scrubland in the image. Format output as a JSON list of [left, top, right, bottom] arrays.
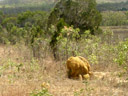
[[0, 27, 128, 96], [0, 0, 128, 96]]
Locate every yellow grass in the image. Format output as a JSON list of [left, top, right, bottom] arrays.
[[0, 44, 128, 96]]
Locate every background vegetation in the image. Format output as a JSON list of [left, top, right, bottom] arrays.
[[1, 0, 128, 14], [96, 0, 127, 4], [97, 1, 128, 11]]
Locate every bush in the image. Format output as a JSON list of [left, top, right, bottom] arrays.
[[30, 88, 53, 96]]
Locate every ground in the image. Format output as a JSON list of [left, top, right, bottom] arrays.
[[0, 45, 128, 96]]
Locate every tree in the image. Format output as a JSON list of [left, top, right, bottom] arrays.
[[48, 0, 102, 59], [48, 0, 102, 35], [101, 11, 127, 26], [50, 18, 67, 59], [0, 11, 3, 23]]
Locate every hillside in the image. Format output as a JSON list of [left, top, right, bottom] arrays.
[[0, 0, 128, 12], [97, 1, 128, 11], [0, 0, 57, 5], [96, 0, 127, 4], [0, 0, 127, 5]]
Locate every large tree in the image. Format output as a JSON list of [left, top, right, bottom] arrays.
[[48, 0, 102, 35], [48, 0, 102, 59]]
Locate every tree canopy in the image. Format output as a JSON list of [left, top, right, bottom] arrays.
[[48, 0, 102, 59], [48, 0, 102, 35]]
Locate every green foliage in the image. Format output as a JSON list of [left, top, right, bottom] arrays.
[[74, 89, 84, 96], [88, 54, 98, 64], [0, 11, 47, 45], [30, 58, 39, 72], [48, 0, 102, 59], [17, 11, 47, 28], [0, 59, 24, 79], [30, 88, 53, 96], [2, 17, 17, 28], [0, 24, 3, 32], [101, 11, 128, 26], [17, 11, 34, 26], [0, 1, 55, 14], [54, 26, 80, 59], [49, 19, 68, 59], [97, 1, 128, 11], [16, 63, 23, 72], [114, 39, 128, 69], [0, 11, 4, 23], [52, 26, 101, 62], [48, 0, 102, 35], [0, 11, 48, 58]]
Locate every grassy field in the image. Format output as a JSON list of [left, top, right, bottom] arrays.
[[0, 0, 128, 95], [0, 26, 128, 96], [0, 45, 127, 96]]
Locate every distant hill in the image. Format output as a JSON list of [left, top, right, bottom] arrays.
[[96, 0, 128, 4], [0, 0, 56, 14], [0, 0, 58, 5], [0, 0, 128, 14], [20, 0, 58, 4], [97, 1, 128, 11], [0, 0, 128, 4]]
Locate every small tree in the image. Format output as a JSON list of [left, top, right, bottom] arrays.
[[49, 18, 67, 59]]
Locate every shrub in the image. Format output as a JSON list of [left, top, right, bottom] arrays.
[[30, 88, 53, 96]]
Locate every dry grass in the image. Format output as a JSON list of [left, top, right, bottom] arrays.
[[0, 44, 128, 96]]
